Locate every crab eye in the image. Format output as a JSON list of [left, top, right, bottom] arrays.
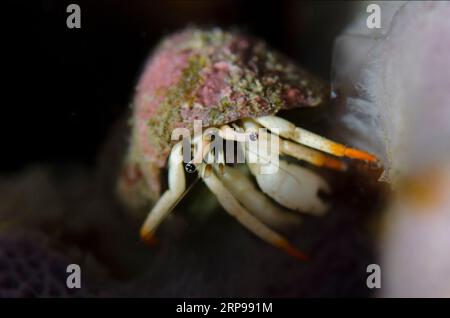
[[249, 132, 258, 142], [185, 162, 197, 174]]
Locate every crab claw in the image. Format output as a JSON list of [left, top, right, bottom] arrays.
[[249, 160, 331, 216]]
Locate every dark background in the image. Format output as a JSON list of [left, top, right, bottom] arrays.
[[3, 0, 351, 171]]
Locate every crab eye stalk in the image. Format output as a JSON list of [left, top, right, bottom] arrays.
[[249, 132, 258, 142]]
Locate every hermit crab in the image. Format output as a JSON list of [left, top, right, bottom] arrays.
[[118, 28, 376, 260]]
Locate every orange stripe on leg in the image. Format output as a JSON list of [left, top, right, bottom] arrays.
[[274, 238, 309, 261], [343, 147, 378, 162], [330, 143, 377, 162], [140, 229, 159, 246]]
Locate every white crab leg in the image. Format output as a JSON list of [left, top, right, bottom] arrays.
[[240, 120, 330, 216], [216, 147, 225, 175], [221, 121, 330, 215], [248, 160, 330, 216], [280, 139, 347, 171], [200, 165, 308, 261], [191, 134, 212, 165], [239, 120, 346, 170], [140, 142, 185, 243], [217, 165, 301, 229], [202, 149, 215, 178], [255, 115, 377, 162]]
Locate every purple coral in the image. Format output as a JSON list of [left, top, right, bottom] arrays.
[[0, 233, 89, 298]]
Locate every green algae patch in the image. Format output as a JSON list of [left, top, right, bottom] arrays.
[[147, 54, 208, 151]]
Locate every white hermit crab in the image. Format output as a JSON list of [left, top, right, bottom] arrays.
[[118, 28, 376, 260]]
